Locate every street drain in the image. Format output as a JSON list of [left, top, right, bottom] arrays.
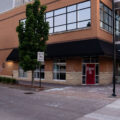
[[24, 92, 34, 94]]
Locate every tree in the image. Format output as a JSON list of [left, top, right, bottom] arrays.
[[16, 0, 49, 86]]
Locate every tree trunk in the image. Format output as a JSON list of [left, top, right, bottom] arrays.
[[31, 70, 34, 87]]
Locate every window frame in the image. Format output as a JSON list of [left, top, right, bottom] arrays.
[[53, 58, 66, 81], [34, 64, 45, 80], [100, 2, 113, 33], [19, 66, 27, 78], [45, 0, 91, 34], [115, 9, 120, 42], [82, 57, 99, 85]]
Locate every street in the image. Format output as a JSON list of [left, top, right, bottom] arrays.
[[0, 85, 119, 120]]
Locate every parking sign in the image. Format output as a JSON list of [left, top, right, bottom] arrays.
[[37, 52, 44, 62]]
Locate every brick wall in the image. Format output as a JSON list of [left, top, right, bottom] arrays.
[[12, 57, 113, 85]]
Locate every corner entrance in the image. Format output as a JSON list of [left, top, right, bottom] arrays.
[[82, 57, 99, 85]]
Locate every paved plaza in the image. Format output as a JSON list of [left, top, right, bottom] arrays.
[[0, 84, 120, 120]]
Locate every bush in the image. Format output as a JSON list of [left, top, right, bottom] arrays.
[[0, 76, 17, 84]]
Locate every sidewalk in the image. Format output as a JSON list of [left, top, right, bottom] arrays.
[[77, 98, 120, 120]]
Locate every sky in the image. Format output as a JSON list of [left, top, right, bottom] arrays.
[[0, 0, 13, 13], [0, 0, 120, 14], [115, 0, 120, 2]]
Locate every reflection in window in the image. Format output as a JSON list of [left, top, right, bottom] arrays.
[[19, 67, 27, 78], [54, 14, 66, 26], [54, 8, 66, 15], [49, 28, 53, 34], [115, 9, 120, 42], [46, 11, 53, 18], [67, 23, 76, 30], [53, 59, 66, 80], [34, 65, 45, 80], [67, 5, 76, 12], [54, 25, 66, 32], [46, 18, 53, 27], [78, 8, 91, 21], [45, 0, 91, 34], [100, 2, 113, 33], [67, 12, 76, 23], [78, 20, 91, 28], [78, 1, 90, 10]]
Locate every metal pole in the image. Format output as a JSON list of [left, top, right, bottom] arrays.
[[39, 64, 42, 88], [112, 0, 117, 97]]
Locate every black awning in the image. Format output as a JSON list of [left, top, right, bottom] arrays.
[[6, 39, 118, 61], [46, 39, 113, 58], [7, 48, 19, 61]]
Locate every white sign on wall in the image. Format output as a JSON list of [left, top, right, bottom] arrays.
[[37, 52, 44, 62]]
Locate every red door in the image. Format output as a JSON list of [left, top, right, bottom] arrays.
[[86, 64, 95, 85]]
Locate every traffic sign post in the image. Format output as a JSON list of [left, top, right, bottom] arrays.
[[37, 52, 44, 88], [37, 52, 44, 62]]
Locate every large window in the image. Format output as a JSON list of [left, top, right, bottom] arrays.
[[46, 0, 91, 34], [19, 67, 27, 78], [34, 65, 45, 80], [53, 59, 66, 80], [100, 2, 113, 33]]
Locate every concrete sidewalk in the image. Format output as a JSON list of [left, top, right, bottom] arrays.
[[77, 98, 120, 120]]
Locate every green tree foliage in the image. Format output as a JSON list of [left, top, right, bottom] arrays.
[[16, 0, 49, 86]]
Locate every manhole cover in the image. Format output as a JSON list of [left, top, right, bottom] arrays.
[[24, 92, 34, 94]]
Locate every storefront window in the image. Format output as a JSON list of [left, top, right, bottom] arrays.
[[34, 65, 45, 80], [53, 59, 66, 80], [19, 67, 27, 78]]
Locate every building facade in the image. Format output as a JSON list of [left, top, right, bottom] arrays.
[[0, 0, 119, 85]]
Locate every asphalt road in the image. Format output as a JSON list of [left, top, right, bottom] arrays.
[[0, 85, 118, 120]]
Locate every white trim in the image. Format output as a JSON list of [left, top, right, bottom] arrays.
[[53, 79, 66, 82], [34, 78, 44, 81], [19, 76, 27, 79], [82, 84, 99, 85]]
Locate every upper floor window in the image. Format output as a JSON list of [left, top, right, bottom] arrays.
[[100, 2, 113, 33], [115, 9, 120, 42], [45, 0, 91, 34]]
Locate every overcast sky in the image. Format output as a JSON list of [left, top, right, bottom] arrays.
[[0, 0, 120, 14], [114, 0, 120, 2], [0, 0, 13, 13]]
